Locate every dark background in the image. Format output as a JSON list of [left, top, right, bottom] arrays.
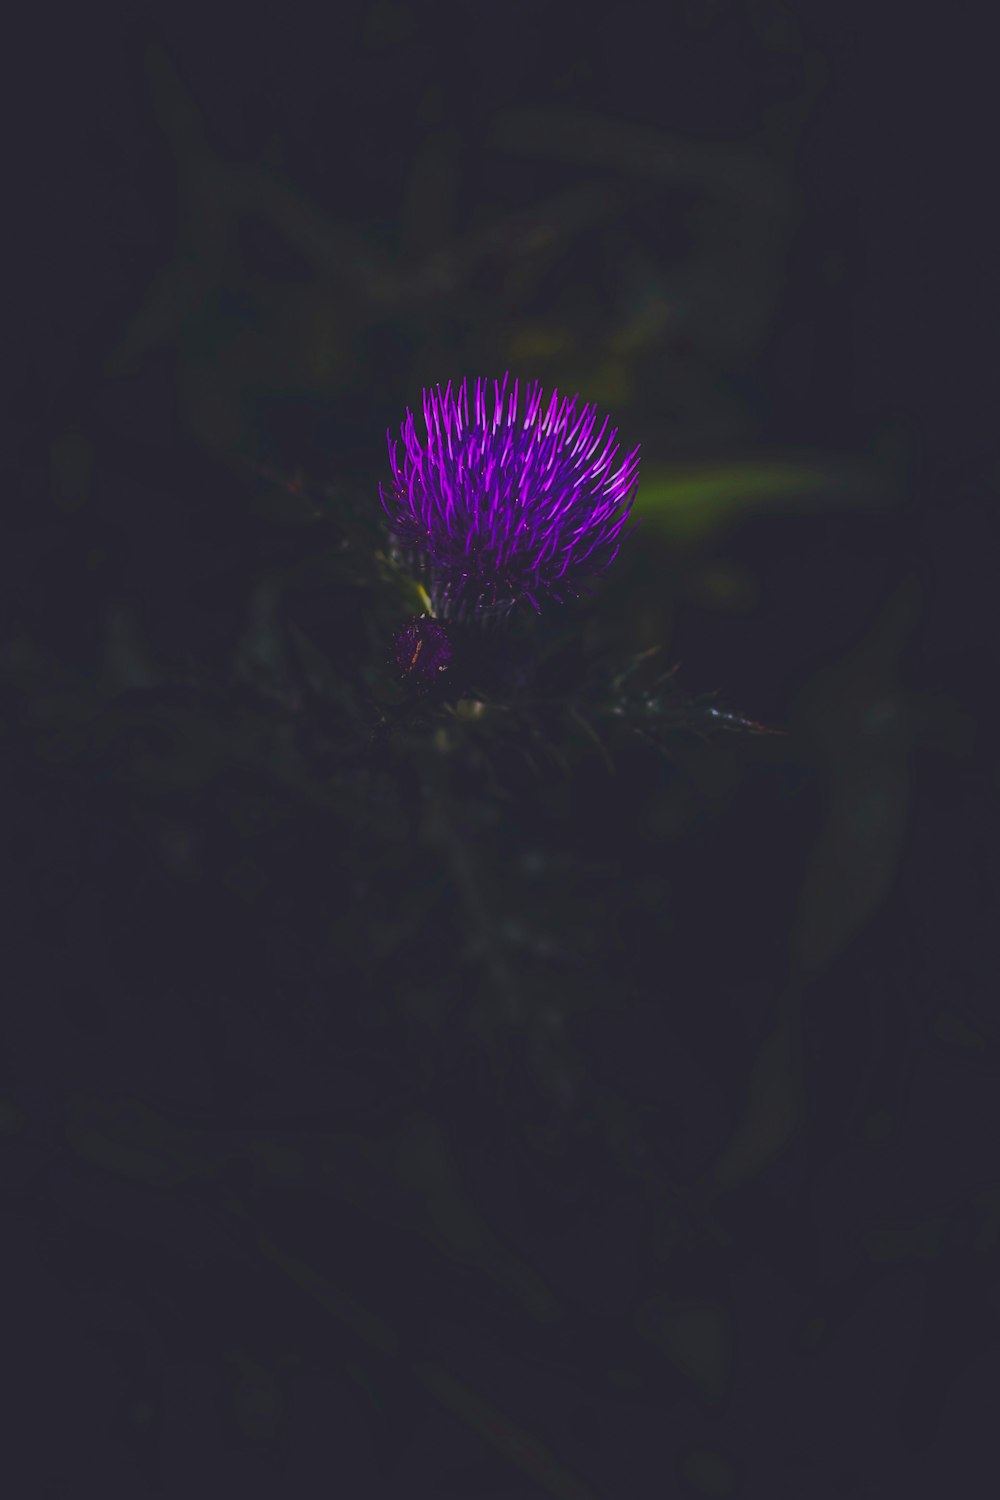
[[3, 6, 995, 1497]]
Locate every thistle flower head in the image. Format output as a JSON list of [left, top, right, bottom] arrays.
[[380, 374, 640, 617]]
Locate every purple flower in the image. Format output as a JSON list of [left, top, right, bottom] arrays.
[[391, 614, 453, 683], [380, 374, 640, 616]]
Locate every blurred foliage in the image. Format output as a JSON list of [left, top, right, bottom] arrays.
[[635, 453, 893, 538]]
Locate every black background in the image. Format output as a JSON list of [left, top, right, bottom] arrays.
[[3, 5, 995, 1497]]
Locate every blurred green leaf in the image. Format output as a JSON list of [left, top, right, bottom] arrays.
[[636, 456, 887, 537], [635, 1295, 732, 1401]]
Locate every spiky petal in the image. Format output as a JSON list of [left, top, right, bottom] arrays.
[[380, 375, 640, 616]]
